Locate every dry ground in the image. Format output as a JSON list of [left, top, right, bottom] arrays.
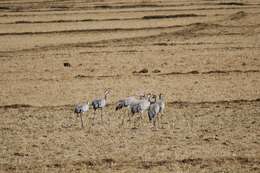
[[0, 0, 260, 172]]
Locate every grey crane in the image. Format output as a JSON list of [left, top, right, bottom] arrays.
[[148, 95, 160, 127], [156, 93, 165, 124], [115, 95, 143, 126], [115, 96, 138, 111], [128, 93, 152, 126], [74, 102, 89, 128], [157, 93, 165, 114], [91, 89, 111, 123], [130, 93, 152, 114]]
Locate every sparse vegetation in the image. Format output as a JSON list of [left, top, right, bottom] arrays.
[[0, 0, 259, 172]]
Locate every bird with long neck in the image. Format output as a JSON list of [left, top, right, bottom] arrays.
[[74, 102, 89, 128], [129, 93, 153, 127], [148, 95, 160, 128], [91, 89, 111, 123]]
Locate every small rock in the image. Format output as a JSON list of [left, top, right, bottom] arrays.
[[152, 69, 161, 73], [242, 62, 246, 66], [74, 74, 86, 78], [133, 68, 148, 74], [161, 62, 168, 66], [63, 62, 71, 67], [139, 68, 148, 73]]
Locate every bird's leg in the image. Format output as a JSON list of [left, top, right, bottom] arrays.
[[153, 118, 156, 129], [80, 113, 84, 128], [157, 115, 160, 129], [138, 113, 141, 126], [127, 110, 131, 121], [133, 115, 136, 128], [141, 112, 145, 127], [157, 114, 160, 129], [160, 112, 164, 124], [101, 108, 103, 122], [92, 110, 96, 126], [120, 110, 126, 127], [120, 116, 124, 128], [130, 113, 134, 128]]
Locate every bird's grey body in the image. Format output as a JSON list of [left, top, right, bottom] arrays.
[[91, 89, 111, 123], [75, 103, 89, 114], [157, 94, 165, 114], [148, 102, 160, 121], [129, 94, 152, 114], [127, 94, 152, 126], [116, 96, 142, 126], [130, 103, 142, 114], [138, 98, 151, 112], [74, 102, 89, 128], [115, 96, 138, 111], [148, 94, 165, 128], [92, 98, 106, 110]]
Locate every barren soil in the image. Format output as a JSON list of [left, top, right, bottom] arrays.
[[0, 0, 260, 172]]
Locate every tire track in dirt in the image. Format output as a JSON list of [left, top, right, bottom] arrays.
[[1, 21, 259, 53], [0, 69, 259, 82], [2, 156, 259, 172], [8, 156, 256, 171], [0, 14, 206, 25], [1, 15, 259, 36], [0, 25, 184, 36], [1, 6, 259, 18], [1, 20, 243, 36], [1, 98, 260, 110], [1, 1, 259, 13]]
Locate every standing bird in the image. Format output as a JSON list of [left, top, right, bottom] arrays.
[[148, 95, 160, 128], [116, 95, 142, 126], [92, 89, 111, 123], [157, 93, 165, 115], [115, 96, 138, 111], [74, 102, 89, 128], [129, 93, 152, 126], [130, 93, 152, 114]]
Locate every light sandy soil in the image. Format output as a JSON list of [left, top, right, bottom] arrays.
[[0, 0, 260, 172]]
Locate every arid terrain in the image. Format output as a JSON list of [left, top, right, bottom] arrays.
[[0, 0, 260, 172]]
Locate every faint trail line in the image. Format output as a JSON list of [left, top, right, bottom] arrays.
[[0, 14, 206, 25], [1, 98, 260, 110], [31, 156, 260, 169], [0, 69, 259, 82], [0, 5, 259, 14], [0, 22, 258, 36], [0, 25, 183, 36], [0, 22, 259, 53], [168, 98, 260, 106], [159, 69, 260, 76]]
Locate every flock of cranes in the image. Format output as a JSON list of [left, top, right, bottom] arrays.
[[74, 89, 165, 128]]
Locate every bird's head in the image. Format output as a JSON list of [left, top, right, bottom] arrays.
[[104, 88, 111, 99], [159, 93, 164, 100], [146, 92, 152, 98]]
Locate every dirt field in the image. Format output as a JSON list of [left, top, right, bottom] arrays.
[[0, 0, 260, 172]]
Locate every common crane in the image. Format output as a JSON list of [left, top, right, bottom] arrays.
[[115, 96, 138, 111], [92, 89, 111, 123], [129, 93, 152, 126], [74, 102, 89, 128], [116, 94, 145, 126], [148, 95, 160, 128], [157, 93, 165, 114]]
